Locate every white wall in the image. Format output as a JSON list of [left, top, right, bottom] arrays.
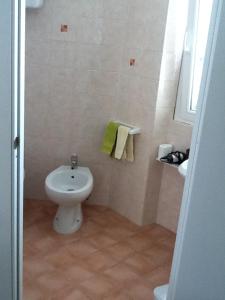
[[168, 1, 225, 298]]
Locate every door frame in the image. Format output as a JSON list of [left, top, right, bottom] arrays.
[[15, 0, 25, 299], [2, 0, 225, 299], [0, 0, 25, 299]]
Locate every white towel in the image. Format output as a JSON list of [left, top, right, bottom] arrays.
[[126, 135, 134, 162], [115, 126, 130, 159], [121, 135, 134, 162]]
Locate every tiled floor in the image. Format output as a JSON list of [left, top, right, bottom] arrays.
[[24, 199, 176, 300]]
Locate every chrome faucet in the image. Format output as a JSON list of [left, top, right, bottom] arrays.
[[71, 154, 78, 169]]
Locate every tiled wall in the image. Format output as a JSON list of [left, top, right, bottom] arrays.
[[154, 0, 193, 232], [25, 0, 169, 225]]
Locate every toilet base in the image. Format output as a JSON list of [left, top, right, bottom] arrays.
[[53, 203, 83, 234]]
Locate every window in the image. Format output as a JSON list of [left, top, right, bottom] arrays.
[[174, 0, 213, 124]]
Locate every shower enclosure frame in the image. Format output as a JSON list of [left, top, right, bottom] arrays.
[[0, 0, 25, 299]]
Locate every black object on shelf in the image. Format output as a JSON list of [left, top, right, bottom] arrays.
[[160, 151, 187, 165]]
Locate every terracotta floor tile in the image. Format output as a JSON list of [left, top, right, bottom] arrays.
[[103, 226, 136, 242], [104, 241, 135, 262], [86, 208, 136, 229], [36, 271, 70, 294], [24, 200, 175, 299], [102, 210, 140, 228], [124, 253, 157, 275], [79, 219, 103, 238], [60, 289, 91, 300], [32, 236, 59, 255], [23, 257, 55, 278], [101, 211, 141, 233], [103, 292, 132, 300], [141, 224, 175, 241], [63, 263, 95, 283], [83, 204, 108, 214], [145, 264, 171, 288], [66, 239, 98, 258], [83, 205, 108, 225], [85, 250, 118, 272], [126, 282, 154, 300], [104, 263, 141, 287], [35, 220, 57, 237], [51, 229, 81, 245], [23, 243, 39, 258], [142, 245, 172, 267], [156, 236, 176, 251], [24, 224, 44, 244], [117, 218, 141, 232], [51, 286, 91, 300], [44, 247, 79, 269], [43, 204, 57, 218], [24, 210, 46, 228], [125, 232, 156, 252], [87, 233, 117, 249], [79, 274, 115, 299], [87, 212, 111, 227], [23, 282, 48, 300], [24, 203, 49, 228]]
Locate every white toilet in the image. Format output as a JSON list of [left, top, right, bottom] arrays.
[[45, 165, 93, 234]]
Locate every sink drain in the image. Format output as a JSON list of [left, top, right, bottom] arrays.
[[67, 188, 75, 191]]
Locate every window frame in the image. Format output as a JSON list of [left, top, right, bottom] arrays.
[[174, 0, 211, 125]]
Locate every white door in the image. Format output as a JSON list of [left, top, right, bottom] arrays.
[[0, 1, 25, 299], [168, 0, 225, 299]]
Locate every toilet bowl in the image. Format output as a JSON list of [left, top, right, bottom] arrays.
[[45, 165, 93, 234]]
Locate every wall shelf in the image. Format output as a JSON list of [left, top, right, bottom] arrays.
[[156, 158, 179, 169]]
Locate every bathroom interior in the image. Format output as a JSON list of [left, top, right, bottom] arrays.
[[23, 0, 212, 299]]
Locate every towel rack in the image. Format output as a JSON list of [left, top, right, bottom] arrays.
[[114, 121, 141, 135]]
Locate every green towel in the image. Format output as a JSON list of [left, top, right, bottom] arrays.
[[101, 122, 119, 155]]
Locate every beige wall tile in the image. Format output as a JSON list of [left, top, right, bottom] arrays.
[[157, 166, 185, 232], [103, 0, 129, 20], [25, 0, 172, 227]]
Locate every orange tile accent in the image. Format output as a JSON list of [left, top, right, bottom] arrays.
[[61, 24, 68, 32], [130, 58, 136, 66]]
